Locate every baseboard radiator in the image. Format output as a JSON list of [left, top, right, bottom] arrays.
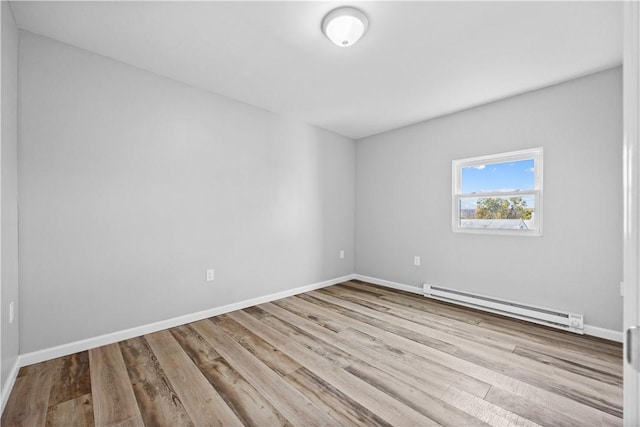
[[423, 284, 584, 334]]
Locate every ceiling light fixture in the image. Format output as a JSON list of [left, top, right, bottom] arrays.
[[321, 6, 369, 48]]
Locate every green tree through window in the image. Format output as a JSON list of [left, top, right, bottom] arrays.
[[452, 147, 542, 235], [475, 197, 532, 220]]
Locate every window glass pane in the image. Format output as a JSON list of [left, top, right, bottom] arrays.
[[461, 159, 535, 194], [459, 194, 537, 230]]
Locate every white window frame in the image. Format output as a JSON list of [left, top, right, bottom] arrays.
[[452, 147, 543, 236]]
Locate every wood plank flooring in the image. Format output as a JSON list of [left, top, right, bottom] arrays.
[[2, 280, 623, 426]]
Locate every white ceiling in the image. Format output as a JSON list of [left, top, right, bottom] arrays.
[[10, 1, 623, 140]]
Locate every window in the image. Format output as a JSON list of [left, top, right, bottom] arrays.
[[452, 148, 543, 236]]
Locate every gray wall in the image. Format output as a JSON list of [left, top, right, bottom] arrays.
[[356, 67, 623, 331], [18, 31, 355, 353], [1, 1, 19, 389]]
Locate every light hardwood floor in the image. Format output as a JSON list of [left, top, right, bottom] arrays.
[[2, 280, 623, 426]]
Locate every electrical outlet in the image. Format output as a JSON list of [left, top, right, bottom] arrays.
[[339, 250, 345, 259], [9, 301, 14, 324], [414, 256, 421, 266], [206, 269, 215, 282]]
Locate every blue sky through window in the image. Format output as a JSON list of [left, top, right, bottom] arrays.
[[461, 159, 535, 194]]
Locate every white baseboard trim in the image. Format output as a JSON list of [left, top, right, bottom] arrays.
[[1, 356, 21, 414], [352, 274, 422, 295], [20, 274, 355, 368], [354, 274, 623, 343], [583, 324, 623, 343]]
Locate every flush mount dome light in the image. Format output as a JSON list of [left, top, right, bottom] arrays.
[[322, 6, 369, 47]]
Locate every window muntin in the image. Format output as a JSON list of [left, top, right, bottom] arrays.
[[452, 148, 543, 236]]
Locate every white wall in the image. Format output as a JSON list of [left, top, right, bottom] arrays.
[[14, 26, 623, 355], [356, 67, 623, 331], [1, 1, 19, 391], [18, 31, 355, 353]]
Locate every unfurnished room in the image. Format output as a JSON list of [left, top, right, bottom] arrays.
[[1, 1, 640, 426]]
